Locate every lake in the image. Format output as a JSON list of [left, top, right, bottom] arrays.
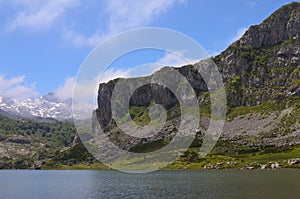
[[0, 170, 299, 198]]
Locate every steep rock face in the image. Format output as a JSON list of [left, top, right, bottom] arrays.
[[97, 80, 116, 130], [97, 2, 300, 132], [97, 65, 208, 129], [214, 2, 300, 106], [239, 2, 300, 48]]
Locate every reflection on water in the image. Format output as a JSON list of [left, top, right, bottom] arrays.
[[0, 170, 299, 199]]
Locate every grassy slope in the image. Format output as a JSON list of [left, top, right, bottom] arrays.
[[44, 144, 300, 170], [0, 116, 76, 169], [44, 97, 300, 170]]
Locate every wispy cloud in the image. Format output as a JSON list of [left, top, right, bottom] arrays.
[[5, 0, 184, 46], [56, 50, 198, 99], [105, 0, 178, 34], [7, 0, 80, 31], [228, 27, 248, 45], [63, 30, 104, 48], [54, 68, 130, 99], [64, 0, 185, 47], [100, 68, 131, 83], [155, 50, 198, 67], [54, 76, 75, 100], [0, 74, 39, 100]]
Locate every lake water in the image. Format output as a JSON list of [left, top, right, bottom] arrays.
[[0, 170, 299, 199]]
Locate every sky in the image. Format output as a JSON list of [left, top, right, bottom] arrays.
[[0, 0, 296, 100]]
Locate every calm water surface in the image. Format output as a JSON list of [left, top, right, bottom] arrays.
[[0, 170, 299, 199]]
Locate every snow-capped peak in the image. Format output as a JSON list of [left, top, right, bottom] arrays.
[[0, 93, 72, 120]]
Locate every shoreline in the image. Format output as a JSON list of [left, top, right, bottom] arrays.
[[1, 167, 300, 171]]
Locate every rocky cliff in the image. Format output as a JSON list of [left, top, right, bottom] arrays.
[[216, 2, 300, 107], [96, 2, 300, 150]]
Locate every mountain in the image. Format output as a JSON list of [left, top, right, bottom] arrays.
[[74, 2, 300, 169], [96, 2, 300, 114], [0, 93, 72, 121], [215, 1, 300, 107], [1, 2, 300, 170]]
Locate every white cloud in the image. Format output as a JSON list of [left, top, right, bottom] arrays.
[[54, 69, 130, 99], [64, 0, 185, 47], [100, 68, 130, 83], [228, 27, 248, 45], [63, 30, 104, 48], [54, 76, 75, 100], [7, 0, 80, 31], [106, 0, 176, 34], [0, 74, 39, 100], [155, 50, 198, 67], [55, 50, 198, 100]]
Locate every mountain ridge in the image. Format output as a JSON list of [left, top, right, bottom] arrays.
[[94, 2, 300, 150], [0, 93, 72, 121], [238, 2, 300, 49]]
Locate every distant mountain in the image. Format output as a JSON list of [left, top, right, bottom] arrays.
[[0, 93, 72, 121]]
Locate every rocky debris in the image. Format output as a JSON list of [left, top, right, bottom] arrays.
[[271, 162, 280, 170], [288, 158, 300, 165], [260, 164, 267, 170]]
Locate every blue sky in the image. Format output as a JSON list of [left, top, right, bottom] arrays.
[[0, 0, 295, 100]]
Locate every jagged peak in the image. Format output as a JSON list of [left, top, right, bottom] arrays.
[[235, 2, 300, 49], [261, 1, 300, 26], [277, 1, 300, 11]]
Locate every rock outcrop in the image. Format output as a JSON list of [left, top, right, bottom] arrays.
[[216, 2, 300, 106], [96, 2, 300, 149]]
